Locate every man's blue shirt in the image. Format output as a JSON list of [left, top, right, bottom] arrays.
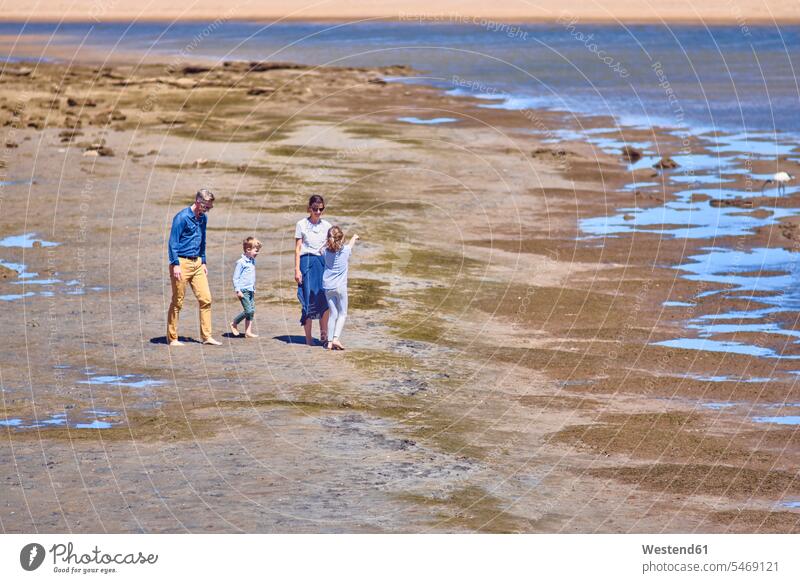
[[168, 207, 207, 265]]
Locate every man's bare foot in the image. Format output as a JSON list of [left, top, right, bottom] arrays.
[[229, 322, 240, 337], [169, 340, 185, 347], [326, 341, 333, 350], [203, 337, 222, 346], [305, 336, 314, 346], [331, 339, 345, 350], [244, 332, 259, 338]]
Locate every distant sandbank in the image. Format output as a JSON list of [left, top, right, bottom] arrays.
[[1, 0, 798, 24]]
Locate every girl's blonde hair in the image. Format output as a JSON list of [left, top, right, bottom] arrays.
[[326, 226, 344, 252]]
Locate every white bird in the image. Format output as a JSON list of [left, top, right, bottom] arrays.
[[761, 171, 795, 195]]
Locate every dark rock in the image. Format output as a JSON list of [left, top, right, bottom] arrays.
[[66, 97, 97, 108], [5, 141, 18, 148], [157, 116, 185, 125], [1, 67, 33, 77], [59, 129, 83, 142], [247, 87, 275, 96], [621, 146, 643, 162], [99, 70, 125, 80], [398, 439, 416, 450], [709, 198, 753, 208], [181, 66, 212, 75], [0, 263, 16, 278], [653, 156, 679, 169], [246, 61, 307, 72], [92, 109, 126, 125], [631, 168, 659, 180], [532, 148, 572, 158], [82, 140, 114, 156], [367, 77, 387, 85]]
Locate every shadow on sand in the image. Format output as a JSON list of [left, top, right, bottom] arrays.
[[273, 335, 321, 346]]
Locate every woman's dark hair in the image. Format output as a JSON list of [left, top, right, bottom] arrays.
[[308, 194, 325, 208]]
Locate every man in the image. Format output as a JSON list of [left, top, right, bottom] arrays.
[[166, 189, 222, 346]]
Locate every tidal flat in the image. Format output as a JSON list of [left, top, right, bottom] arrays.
[[1, 56, 799, 533]]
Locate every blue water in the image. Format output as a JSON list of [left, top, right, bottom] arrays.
[[752, 416, 800, 425], [580, 202, 796, 240], [0, 259, 37, 279], [75, 420, 113, 429], [79, 372, 164, 389], [654, 338, 800, 359], [689, 375, 772, 383], [1, 411, 118, 430], [1, 22, 799, 136], [701, 402, 737, 410], [0, 292, 36, 302], [397, 117, 458, 125], [0, 233, 60, 248], [0, 261, 89, 301], [0, 179, 34, 187]]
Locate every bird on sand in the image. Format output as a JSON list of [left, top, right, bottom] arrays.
[[761, 171, 795, 195]]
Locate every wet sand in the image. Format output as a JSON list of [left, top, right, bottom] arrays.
[[1, 56, 800, 533]]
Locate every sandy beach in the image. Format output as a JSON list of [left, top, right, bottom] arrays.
[[1, 1, 799, 24], [1, 42, 800, 533]]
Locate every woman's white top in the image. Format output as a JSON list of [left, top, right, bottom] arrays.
[[295, 217, 332, 256]]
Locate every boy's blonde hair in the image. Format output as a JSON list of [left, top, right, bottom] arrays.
[[326, 226, 344, 252], [243, 236, 262, 251]]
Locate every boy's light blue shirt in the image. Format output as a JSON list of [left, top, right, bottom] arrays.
[[232, 254, 256, 292]]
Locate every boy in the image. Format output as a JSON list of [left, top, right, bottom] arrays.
[[230, 236, 261, 338]]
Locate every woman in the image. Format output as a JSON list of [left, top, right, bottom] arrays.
[[294, 194, 331, 346]]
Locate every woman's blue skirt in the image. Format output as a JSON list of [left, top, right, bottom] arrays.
[[298, 254, 328, 325]]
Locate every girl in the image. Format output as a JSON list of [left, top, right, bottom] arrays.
[[322, 226, 359, 350]]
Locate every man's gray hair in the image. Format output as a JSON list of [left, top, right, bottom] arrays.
[[196, 188, 216, 202]]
